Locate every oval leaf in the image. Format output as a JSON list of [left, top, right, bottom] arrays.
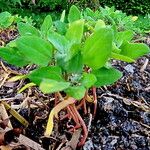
[[92, 67, 122, 87], [65, 86, 86, 100], [0, 47, 29, 67], [81, 73, 97, 88], [120, 42, 150, 59], [68, 5, 81, 23], [82, 28, 113, 69], [16, 36, 53, 66], [17, 22, 40, 36], [40, 15, 52, 37], [28, 66, 63, 85], [40, 79, 70, 94], [66, 19, 84, 44]]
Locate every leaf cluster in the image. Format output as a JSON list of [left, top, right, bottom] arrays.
[[0, 11, 33, 29], [0, 5, 149, 100]]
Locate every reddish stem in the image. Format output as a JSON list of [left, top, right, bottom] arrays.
[[83, 97, 87, 115], [72, 104, 88, 147], [76, 98, 87, 115], [67, 105, 80, 125]]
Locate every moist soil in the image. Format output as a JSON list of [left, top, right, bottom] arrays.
[[0, 29, 150, 150]]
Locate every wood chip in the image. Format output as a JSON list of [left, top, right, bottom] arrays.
[[18, 134, 45, 150], [140, 58, 149, 72], [61, 129, 82, 150], [0, 104, 12, 129]]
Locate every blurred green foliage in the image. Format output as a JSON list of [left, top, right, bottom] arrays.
[[99, 0, 150, 15]]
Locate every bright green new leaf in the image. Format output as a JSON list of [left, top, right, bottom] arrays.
[[28, 66, 63, 85], [94, 20, 106, 31], [40, 79, 70, 94], [82, 28, 113, 69], [0, 12, 14, 28], [92, 67, 122, 87], [81, 73, 97, 88], [65, 85, 86, 100], [120, 42, 150, 59], [48, 31, 69, 53], [60, 10, 66, 22], [66, 20, 84, 44], [40, 15, 52, 37], [16, 36, 53, 66], [0, 47, 29, 66], [111, 52, 135, 62], [17, 22, 40, 36], [68, 5, 81, 23]]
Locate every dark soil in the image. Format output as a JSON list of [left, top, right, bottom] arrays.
[[0, 29, 150, 150]]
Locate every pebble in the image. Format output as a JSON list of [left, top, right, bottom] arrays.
[[83, 139, 94, 150], [124, 64, 135, 73]]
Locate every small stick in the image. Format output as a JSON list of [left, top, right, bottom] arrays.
[[92, 87, 97, 117], [0, 73, 9, 88], [140, 58, 149, 72], [87, 113, 92, 132]]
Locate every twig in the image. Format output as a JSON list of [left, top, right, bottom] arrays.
[[0, 73, 9, 88], [92, 87, 97, 117], [140, 58, 149, 72], [87, 113, 92, 132]]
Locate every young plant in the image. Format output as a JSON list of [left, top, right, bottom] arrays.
[[0, 5, 149, 146]]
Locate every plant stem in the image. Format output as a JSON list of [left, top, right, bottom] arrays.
[[72, 104, 88, 147]]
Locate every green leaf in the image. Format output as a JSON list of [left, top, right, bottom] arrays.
[[48, 31, 69, 53], [120, 42, 150, 59], [81, 73, 97, 88], [112, 42, 121, 53], [82, 28, 113, 69], [84, 8, 95, 18], [0, 12, 14, 28], [92, 67, 122, 87], [0, 47, 29, 67], [64, 53, 83, 73], [65, 86, 86, 100], [54, 21, 67, 35], [116, 30, 134, 47], [16, 36, 53, 66], [17, 22, 40, 36], [66, 20, 84, 44], [40, 15, 52, 37], [68, 5, 81, 23], [28, 66, 63, 85], [40, 79, 70, 94], [60, 10, 66, 22], [111, 52, 135, 62]]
